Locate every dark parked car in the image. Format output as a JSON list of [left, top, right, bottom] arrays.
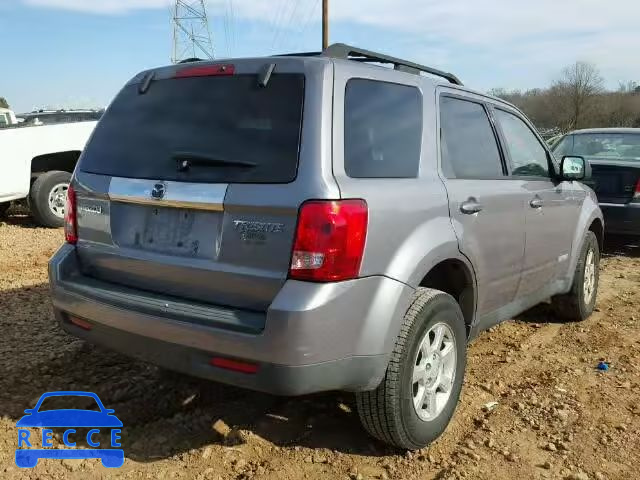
[[553, 128, 640, 236]]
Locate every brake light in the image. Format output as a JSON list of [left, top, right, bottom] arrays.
[[64, 185, 78, 244], [174, 64, 235, 78], [634, 178, 640, 200], [289, 200, 368, 282]]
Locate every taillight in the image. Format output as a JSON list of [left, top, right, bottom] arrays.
[[174, 64, 235, 78], [289, 200, 368, 282], [64, 185, 77, 244], [634, 178, 640, 200]]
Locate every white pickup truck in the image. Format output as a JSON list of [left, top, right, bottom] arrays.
[[0, 108, 18, 127], [0, 121, 98, 227]]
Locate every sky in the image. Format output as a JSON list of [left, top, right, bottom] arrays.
[[1, 0, 639, 113]]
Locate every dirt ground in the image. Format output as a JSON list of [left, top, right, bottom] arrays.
[[0, 214, 638, 480]]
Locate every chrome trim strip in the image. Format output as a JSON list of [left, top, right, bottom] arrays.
[[108, 178, 227, 211]]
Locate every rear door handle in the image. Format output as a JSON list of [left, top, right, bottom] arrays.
[[460, 199, 484, 215], [530, 197, 543, 209]]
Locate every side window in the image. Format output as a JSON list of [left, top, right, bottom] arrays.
[[439, 96, 504, 179], [495, 109, 549, 177], [344, 79, 422, 178]]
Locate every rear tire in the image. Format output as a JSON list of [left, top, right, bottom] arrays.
[[29, 171, 71, 228], [552, 231, 600, 321], [355, 288, 467, 450]]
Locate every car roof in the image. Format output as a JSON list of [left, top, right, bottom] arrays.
[[149, 53, 520, 113], [568, 128, 640, 135]]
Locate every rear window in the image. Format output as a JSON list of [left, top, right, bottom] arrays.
[[80, 73, 305, 183], [344, 79, 422, 178], [554, 133, 640, 161]]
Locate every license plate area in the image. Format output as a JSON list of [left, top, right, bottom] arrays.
[[143, 207, 199, 255], [110, 203, 221, 260]]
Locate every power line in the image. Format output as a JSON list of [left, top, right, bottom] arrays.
[[297, 0, 321, 50], [275, 0, 303, 51], [229, 0, 237, 54], [271, 0, 292, 50], [222, 1, 230, 56]]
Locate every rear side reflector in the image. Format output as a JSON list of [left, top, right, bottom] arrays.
[[174, 64, 235, 78], [289, 199, 368, 282], [210, 357, 259, 374], [69, 316, 92, 331]]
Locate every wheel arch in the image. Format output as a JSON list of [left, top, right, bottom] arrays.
[[30, 150, 81, 179], [588, 217, 604, 252], [564, 198, 604, 293], [417, 257, 477, 335]]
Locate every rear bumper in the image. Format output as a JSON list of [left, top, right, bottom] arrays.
[[49, 244, 414, 395], [600, 202, 640, 236]]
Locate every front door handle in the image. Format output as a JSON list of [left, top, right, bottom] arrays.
[[530, 197, 543, 209], [460, 198, 484, 215]]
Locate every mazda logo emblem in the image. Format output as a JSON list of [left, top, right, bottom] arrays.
[[151, 183, 167, 200]]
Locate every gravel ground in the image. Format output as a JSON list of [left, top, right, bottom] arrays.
[[0, 213, 639, 480]]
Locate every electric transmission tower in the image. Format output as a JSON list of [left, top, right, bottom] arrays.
[[171, 0, 215, 63]]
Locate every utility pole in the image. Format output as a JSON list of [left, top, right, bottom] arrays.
[[172, 0, 215, 63], [322, 0, 329, 50]]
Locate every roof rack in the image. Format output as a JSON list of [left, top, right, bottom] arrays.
[[322, 43, 462, 85]]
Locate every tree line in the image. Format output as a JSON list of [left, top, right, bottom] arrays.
[[489, 62, 640, 135]]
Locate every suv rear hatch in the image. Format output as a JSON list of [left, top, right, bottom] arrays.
[[73, 59, 321, 315]]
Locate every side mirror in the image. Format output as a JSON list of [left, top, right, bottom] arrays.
[[560, 155, 587, 181], [23, 409, 34, 415]]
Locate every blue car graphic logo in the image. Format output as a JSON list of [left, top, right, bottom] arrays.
[[15, 391, 124, 468]]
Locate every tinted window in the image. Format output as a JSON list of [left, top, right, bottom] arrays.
[[553, 133, 640, 161], [553, 135, 573, 157], [495, 109, 549, 177], [344, 79, 422, 178], [440, 97, 503, 179], [80, 74, 305, 184]]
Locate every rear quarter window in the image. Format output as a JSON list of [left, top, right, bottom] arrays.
[[344, 79, 422, 178]]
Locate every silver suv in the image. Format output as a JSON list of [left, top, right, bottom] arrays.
[[49, 44, 604, 450]]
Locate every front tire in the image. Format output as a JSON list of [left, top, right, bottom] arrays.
[[355, 288, 467, 450], [0, 202, 9, 219], [29, 170, 71, 228], [552, 231, 600, 321]]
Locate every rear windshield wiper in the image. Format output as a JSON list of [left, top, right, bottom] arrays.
[[172, 151, 257, 171]]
